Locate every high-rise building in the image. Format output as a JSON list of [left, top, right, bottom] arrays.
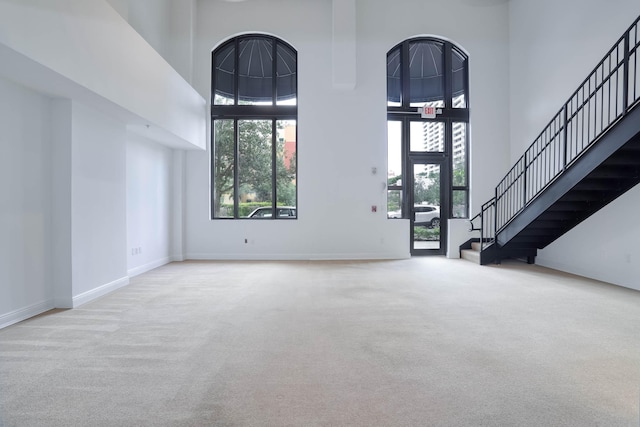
[[421, 95, 467, 175]]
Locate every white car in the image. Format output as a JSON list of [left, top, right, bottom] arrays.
[[388, 204, 440, 228], [414, 205, 440, 228], [247, 206, 297, 218]]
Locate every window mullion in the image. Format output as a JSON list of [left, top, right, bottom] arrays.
[[233, 119, 240, 218], [401, 42, 410, 108], [271, 119, 277, 217], [444, 43, 453, 110], [402, 118, 410, 218], [234, 38, 239, 105], [272, 38, 278, 106]]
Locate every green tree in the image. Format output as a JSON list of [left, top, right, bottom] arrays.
[[213, 119, 235, 216], [213, 120, 296, 216], [416, 171, 440, 205], [452, 160, 467, 217]]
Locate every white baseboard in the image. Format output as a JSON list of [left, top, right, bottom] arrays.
[[0, 300, 55, 329], [72, 276, 130, 308], [185, 252, 410, 261], [127, 256, 172, 277]]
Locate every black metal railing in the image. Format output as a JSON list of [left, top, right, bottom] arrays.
[[471, 15, 640, 255], [469, 198, 496, 249]]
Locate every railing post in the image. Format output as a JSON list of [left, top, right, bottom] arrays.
[[522, 152, 527, 207], [479, 208, 484, 247], [623, 31, 630, 111], [562, 103, 568, 170], [494, 188, 498, 246]]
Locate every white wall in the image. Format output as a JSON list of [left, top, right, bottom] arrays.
[[0, 0, 206, 150], [105, 0, 196, 84], [508, 0, 640, 290], [0, 0, 203, 328], [125, 0, 173, 60], [51, 99, 73, 307], [70, 102, 129, 304], [0, 77, 53, 328], [184, 0, 510, 260], [167, 0, 197, 85], [126, 134, 174, 277]]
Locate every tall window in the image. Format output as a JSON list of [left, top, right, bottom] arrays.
[[387, 38, 469, 222], [211, 35, 297, 219]]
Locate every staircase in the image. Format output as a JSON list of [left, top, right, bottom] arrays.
[[460, 241, 482, 264], [463, 14, 640, 265]]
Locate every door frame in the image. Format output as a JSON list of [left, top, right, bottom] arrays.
[[409, 157, 450, 255]]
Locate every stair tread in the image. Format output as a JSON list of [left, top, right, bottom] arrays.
[[460, 249, 480, 264]]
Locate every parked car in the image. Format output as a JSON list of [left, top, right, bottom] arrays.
[[388, 204, 440, 228], [414, 204, 440, 228], [387, 209, 402, 219], [247, 206, 297, 218]]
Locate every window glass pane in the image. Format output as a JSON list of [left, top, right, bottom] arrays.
[[213, 120, 235, 217], [214, 42, 235, 105], [238, 120, 272, 216], [387, 190, 402, 218], [387, 121, 403, 217], [412, 99, 445, 109], [452, 122, 467, 186], [276, 120, 297, 215], [410, 121, 444, 152], [414, 164, 440, 206], [453, 94, 466, 109], [387, 46, 402, 106], [452, 48, 467, 108], [453, 190, 468, 218], [408, 41, 445, 107], [413, 164, 441, 251], [238, 38, 273, 105], [387, 121, 402, 181], [276, 43, 297, 106]]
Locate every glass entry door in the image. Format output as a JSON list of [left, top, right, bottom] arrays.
[[410, 160, 447, 255]]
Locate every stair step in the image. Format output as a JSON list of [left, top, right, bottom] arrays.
[[527, 220, 565, 229], [548, 200, 592, 211], [573, 180, 625, 191], [559, 190, 605, 202], [471, 242, 483, 251], [537, 210, 575, 221], [603, 155, 640, 166], [588, 165, 639, 179], [460, 249, 480, 264]]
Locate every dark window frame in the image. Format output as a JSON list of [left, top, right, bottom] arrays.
[[387, 37, 470, 221], [211, 34, 298, 220]]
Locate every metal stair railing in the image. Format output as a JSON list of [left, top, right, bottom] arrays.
[[471, 14, 640, 261], [469, 198, 496, 250]]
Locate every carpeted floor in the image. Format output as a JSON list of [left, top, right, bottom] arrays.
[[0, 258, 639, 426]]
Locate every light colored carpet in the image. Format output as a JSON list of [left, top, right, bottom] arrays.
[[0, 258, 639, 426]]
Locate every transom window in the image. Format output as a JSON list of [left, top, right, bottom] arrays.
[[211, 35, 297, 219]]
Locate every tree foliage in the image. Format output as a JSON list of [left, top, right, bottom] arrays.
[[213, 119, 296, 216]]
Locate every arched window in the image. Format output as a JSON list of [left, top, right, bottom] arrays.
[[211, 35, 297, 219], [387, 37, 469, 255]]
